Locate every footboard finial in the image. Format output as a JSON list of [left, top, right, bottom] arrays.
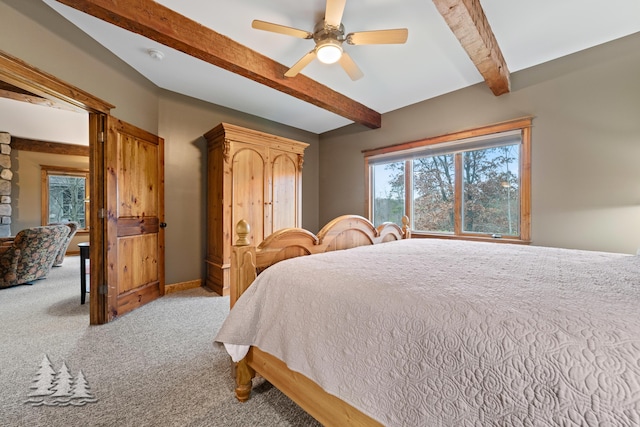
[[402, 215, 411, 239], [236, 219, 250, 246], [231, 220, 257, 308]]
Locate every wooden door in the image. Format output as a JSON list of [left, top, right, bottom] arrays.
[[101, 116, 165, 322], [270, 151, 300, 232]]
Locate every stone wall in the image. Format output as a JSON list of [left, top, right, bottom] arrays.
[[0, 132, 11, 237]]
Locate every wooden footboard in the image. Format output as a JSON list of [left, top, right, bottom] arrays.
[[239, 347, 382, 427], [229, 215, 408, 426]]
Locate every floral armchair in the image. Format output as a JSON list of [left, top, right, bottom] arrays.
[[0, 225, 69, 289], [49, 222, 79, 266]]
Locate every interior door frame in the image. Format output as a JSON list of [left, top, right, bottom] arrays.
[[0, 50, 115, 324]]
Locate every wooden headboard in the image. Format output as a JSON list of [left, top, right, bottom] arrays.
[[229, 215, 410, 307]]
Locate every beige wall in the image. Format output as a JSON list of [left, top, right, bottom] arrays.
[[11, 149, 89, 250], [319, 32, 640, 254], [0, 0, 320, 286]]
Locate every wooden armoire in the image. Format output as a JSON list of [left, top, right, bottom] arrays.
[[204, 123, 308, 296]]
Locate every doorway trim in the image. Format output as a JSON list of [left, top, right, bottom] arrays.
[[0, 51, 113, 113], [0, 49, 113, 324]]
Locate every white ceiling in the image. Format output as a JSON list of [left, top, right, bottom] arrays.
[[0, 98, 89, 145], [43, 0, 640, 134]]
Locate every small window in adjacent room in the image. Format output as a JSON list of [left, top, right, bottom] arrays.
[[41, 166, 90, 230], [365, 118, 532, 243]]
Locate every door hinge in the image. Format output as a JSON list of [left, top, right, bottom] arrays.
[[99, 131, 105, 143], [98, 208, 106, 219], [99, 284, 108, 295]]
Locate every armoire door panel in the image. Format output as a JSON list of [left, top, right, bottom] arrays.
[[232, 148, 266, 246], [271, 153, 298, 232]]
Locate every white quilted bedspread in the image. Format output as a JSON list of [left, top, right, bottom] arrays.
[[214, 239, 640, 426]]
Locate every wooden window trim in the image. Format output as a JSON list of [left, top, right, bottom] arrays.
[[364, 117, 533, 244], [364, 117, 533, 158], [41, 165, 90, 231]]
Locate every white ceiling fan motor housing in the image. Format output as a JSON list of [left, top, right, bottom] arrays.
[[314, 21, 345, 64]]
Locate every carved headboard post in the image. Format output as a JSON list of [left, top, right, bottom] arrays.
[[230, 219, 257, 308]]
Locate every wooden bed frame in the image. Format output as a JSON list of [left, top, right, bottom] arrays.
[[229, 215, 410, 426]]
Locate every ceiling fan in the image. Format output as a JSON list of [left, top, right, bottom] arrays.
[[252, 0, 408, 81]]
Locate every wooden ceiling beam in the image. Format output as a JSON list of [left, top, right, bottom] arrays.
[[55, 0, 382, 129], [432, 0, 510, 96], [12, 136, 90, 157]]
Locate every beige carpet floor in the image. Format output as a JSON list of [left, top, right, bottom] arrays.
[[0, 255, 320, 426]]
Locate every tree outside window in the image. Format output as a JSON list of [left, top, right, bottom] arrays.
[[412, 154, 455, 233], [461, 145, 520, 236], [41, 166, 89, 230]]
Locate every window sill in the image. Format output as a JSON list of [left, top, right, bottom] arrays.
[[410, 232, 531, 245]]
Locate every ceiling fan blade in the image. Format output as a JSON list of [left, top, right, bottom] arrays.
[[346, 28, 409, 45], [325, 0, 347, 27], [252, 20, 313, 39], [284, 50, 317, 77], [339, 52, 364, 81]]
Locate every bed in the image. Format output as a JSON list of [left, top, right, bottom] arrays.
[[214, 215, 640, 426]]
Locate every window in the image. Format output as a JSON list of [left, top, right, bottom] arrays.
[[41, 166, 90, 230], [371, 161, 405, 227], [365, 118, 531, 242]]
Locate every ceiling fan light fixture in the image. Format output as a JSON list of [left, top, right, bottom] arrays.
[[316, 40, 343, 64], [253, 1, 408, 80]]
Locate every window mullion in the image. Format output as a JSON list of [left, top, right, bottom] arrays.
[[520, 128, 531, 241], [85, 172, 91, 230], [404, 160, 412, 226], [454, 153, 463, 235]]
